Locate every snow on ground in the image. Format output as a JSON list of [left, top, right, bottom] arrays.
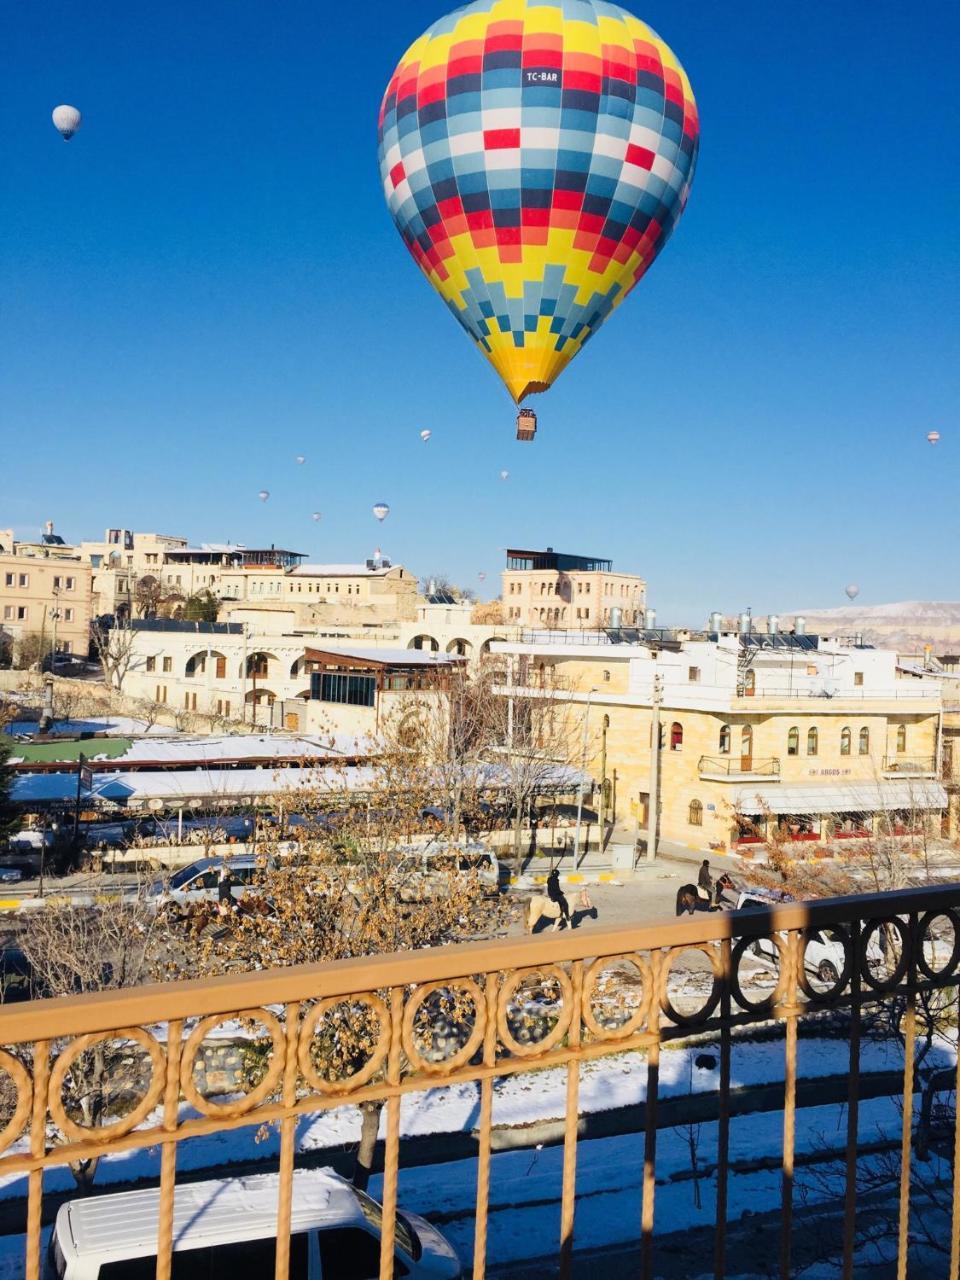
[[5, 716, 175, 738], [0, 1031, 943, 1205]]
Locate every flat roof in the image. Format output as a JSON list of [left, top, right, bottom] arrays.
[[291, 563, 397, 577], [306, 646, 463, 667]]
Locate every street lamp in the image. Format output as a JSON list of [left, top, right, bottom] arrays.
[[572, 687, 597, 870], [50, 586, 62, 674]]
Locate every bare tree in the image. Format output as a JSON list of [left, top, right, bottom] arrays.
[[92, 618, 137, 693], [18, 891, 164, 1188], [133, 575, 163, 619]]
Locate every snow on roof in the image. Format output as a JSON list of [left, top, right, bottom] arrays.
[[5, 716, 176, 739], [291, 563, 397, 577], [307, 646, 461, 665], [101, 732, 364, 764], [64, 1170, 345, 1260]]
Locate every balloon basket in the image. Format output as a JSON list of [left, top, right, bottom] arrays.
[[516, 408, 537, 442]]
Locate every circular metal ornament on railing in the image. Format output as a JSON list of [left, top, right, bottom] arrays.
[[916, 909, 960, 982], [730, 933, 790, 1014], [659, 944, 723, 1026], [179, 1009, 285, 1118], [0, 1050, 32, 1155], [402, 979, 486, 1075], [797, 924, 853, 1005], [297, 994, 391, 1095], [581, 954, 653, 1040], [49, 1027, 166, 1143], [860, 917, 911, 992], [497, 965, 573, 1057]]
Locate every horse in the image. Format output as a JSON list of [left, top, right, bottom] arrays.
[[527, 894, 566, 933], [675, 872, 735, 917]]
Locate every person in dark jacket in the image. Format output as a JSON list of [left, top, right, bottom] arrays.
[[217, 866, 236, 914], [697, 859, 714, 901], [546, 865, 571, 928]]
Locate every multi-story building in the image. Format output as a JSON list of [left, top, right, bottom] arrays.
[[78, 530, 193, 616], [217, 556, 418, 625], [0, 525, 94, 660], [121, 620, 466, 735], [501, 547, 647, 628], [492, 623, 947, 855]]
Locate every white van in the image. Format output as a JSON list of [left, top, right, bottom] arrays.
[[45, 1168, 461, 1279], [396, 843, 500, 902], [736, 889, 884, 983]]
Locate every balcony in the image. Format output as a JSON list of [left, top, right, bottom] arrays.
[[699, 754, 781, 780], [882, 755, 938, 777], [8, 884, 958, 1279]]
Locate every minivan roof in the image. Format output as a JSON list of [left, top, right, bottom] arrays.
[[179, 855, 259, 873], [59, 1170, 359, 1261]]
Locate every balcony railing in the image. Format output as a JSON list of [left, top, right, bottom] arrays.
[[882, 756, 938, 776], [2, 885, 960, 1279], [699, 754, 781, 778]]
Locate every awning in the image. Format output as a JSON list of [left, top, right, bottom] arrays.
[[733, 780, 947, 816]]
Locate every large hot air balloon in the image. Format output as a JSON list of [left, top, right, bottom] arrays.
[[378, 1, 698, 424], [927, 431, 941, 445], [52, 105, 82, 140], [373, 502, 390, 522], [845, 584, 859, 601]]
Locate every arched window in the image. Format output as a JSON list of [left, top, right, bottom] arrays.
[[741, 725, 753, 759], [670, 721, 683, 751], [897, 723, 907, 753], [840, 727, 852, 756], [807, 727, 819, 756], [787, 727, 799, 756], [719, 724, 731, 754], [688, 799, 703, 827], [859, 727, 870, 755]]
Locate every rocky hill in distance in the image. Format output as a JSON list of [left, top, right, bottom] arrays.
[[779, 602, 960, 653]]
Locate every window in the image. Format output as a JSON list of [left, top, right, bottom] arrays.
[[155, 685, 167, 703], [840, 727, 851, 756], [897, 724, 907, 754], [312, 672, 376, 707], [807, 727, 819, 756], [65, 576, 75, 590], [64, 608, 74, 622], [215, 655, 226, 679], [689, 799, 703, 826], [162, 657, 172, 673], [854, 671, 864, 687], [53, 576, 63, 589], [670, 721, 683, 751], [16, 606, 26, 621], [602, 669, 611, 682], [719, 724, 731, 754], [688, 666, 701, 682], [859, 727, 870, 755], [3, 574, 12, 587], [18, 574, 28, 588], [741, 725, 753, 758], [787, 727, 799, 756], [2, 607, 10, 621], [318, 1226, 408, 1279], [146, 656, 156, 673]]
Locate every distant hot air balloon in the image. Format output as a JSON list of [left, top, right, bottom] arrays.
[[378, 1, 698, 426], [845, 584, 860, 601], [52, 105, 81, 140], [311, 512, 322, 521], [373, 502, 390, 522], [927, 431, 941, 445], [258, 489, 270, 502], [499, 470, 509, 481], [420, 429, 431, 442], [296, 455, 306, 464], [478, 571, 487, 582]]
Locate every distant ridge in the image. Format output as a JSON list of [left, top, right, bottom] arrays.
[[780, 601, 960, 651]]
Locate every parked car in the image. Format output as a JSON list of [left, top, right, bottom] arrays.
[[396, 843, 500, 901], [142, 855, 264, 912], [45, 1167, 461, 1278], [0, 946, 34, 1003], [735, 888, 883, 983]]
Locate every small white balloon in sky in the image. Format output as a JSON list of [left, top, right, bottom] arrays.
[[499, 470, 509, 481], [52, 105, 81, 140], [420, 429, 431, 442], [311, 512, 322, 521], [296, 454, 306, 464], [258, 489, 270, 502]]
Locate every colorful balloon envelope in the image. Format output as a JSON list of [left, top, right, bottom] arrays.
[[927, 431, 941, 445], [258, 489, 270, 502], [420, 429, 432, 441], [378, 0, 698, 410], [373, 502, 390, 522]]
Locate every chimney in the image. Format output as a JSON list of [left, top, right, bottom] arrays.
[[44, 520, 54, 537]]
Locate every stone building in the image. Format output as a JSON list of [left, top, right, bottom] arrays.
[[501, 547, 646, 628], [0, 524, 94, 661]]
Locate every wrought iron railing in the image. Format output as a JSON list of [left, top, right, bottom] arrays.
[[699, 755, 781, 777], [2, 885, 960, 1279]]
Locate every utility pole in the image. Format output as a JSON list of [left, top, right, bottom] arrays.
[[645, 674, 663, 863], [50, 587, 61, 675], [241, 623, 249, 724], [573, 687, 596, 870]]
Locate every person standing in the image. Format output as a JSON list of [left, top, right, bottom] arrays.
[[217, 865, 236, 915]]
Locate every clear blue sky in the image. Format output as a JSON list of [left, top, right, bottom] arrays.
[[2, 1, 957, 622]]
